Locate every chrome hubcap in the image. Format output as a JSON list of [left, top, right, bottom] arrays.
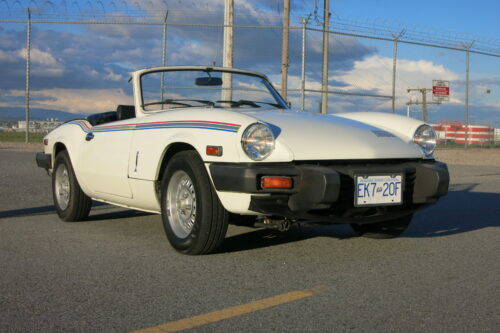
[[166, 170, 197, 238], [55, 164, 70, 210]]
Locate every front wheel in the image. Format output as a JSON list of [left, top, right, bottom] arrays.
[[52, 150, 92, 221], [160, 151, 228, 255], [350, 214, 413, 239]]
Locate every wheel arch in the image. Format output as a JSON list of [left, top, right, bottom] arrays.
[[156, 142, 199, 182], [153, 142, 199, 206], [51, 142, 68, 169]]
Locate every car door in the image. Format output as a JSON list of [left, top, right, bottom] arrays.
[[78, 120, 135, 199]]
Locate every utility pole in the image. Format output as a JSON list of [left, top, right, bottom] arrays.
[[320, 0, 330, 114], [222, 0, 233, 101], [406, 88, 440, 122], [280, 0, 290, 100], [300, 14, 311, 111], [25, 8, 31, 143]]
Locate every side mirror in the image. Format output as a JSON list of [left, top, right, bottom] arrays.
[[195, 77, 223, 86]]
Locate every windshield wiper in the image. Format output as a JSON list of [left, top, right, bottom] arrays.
[[142, 99, 215, 108], [216, 99, 282, 109], [167, 99, 215, 107]]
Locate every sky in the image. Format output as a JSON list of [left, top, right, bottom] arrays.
[[0, 0, 499, 126]]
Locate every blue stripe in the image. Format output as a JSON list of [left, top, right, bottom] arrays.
[[67, 121, 239, 133], [136, 123, 239, 131]]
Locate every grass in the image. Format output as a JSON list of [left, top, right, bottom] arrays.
[[0, 132, 45, 143], [437, 141, 500, 149]]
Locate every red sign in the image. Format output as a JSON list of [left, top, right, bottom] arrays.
[[433, 86, 449, 96], [433, 80, 450, 102]]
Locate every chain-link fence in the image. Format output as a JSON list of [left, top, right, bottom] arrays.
[[1, 2, 499, 145]]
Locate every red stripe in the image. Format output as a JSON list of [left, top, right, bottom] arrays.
[[94, 120, 241, 129], [78, 120, 92, 130], [134, 120, 241, 127]]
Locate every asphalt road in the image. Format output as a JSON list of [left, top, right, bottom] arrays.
[[0, 151, 499, 332]]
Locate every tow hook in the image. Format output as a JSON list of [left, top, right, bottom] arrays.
[[254, 217, 293, 232]]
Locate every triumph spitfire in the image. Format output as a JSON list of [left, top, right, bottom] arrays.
[[36, 66, 449, 254]]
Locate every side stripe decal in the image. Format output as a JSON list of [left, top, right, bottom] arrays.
[[68, 119, 241, 133]]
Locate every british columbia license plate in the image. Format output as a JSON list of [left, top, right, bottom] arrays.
[[354, 174, 403, 206]]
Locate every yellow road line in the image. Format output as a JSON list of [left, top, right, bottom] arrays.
[[133, 286, 328, 333]]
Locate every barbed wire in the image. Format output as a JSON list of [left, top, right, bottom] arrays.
[[1, 0, 499, 56]]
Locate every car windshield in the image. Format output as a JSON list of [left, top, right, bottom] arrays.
[[140, 68, 287, 112]]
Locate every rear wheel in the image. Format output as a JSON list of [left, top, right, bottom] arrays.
[[350, 214, 413, 239], [52, 150, 92, 221], [160, 151, 228, 255]]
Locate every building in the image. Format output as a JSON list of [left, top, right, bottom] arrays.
[[15, 119, 64, 133]]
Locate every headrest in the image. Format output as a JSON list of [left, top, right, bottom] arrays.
[[116, 105, 136, 120]]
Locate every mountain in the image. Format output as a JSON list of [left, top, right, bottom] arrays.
[[0, 107, 84, 121]]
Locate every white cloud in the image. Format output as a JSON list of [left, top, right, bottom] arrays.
[[0, 88, 133, 114], [19, 48, 58, 66], [337, 55, 459, 94], [17, 47, 65, 76], [169, 42, 219, 65], [0, 50, 18, 62], [334, 55, 461, 110]]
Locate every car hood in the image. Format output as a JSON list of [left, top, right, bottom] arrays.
[[242, 110, 424, 160]]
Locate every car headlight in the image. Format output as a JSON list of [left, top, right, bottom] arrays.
[[241, 123, 275, 161], [413, 124, 436, 155]]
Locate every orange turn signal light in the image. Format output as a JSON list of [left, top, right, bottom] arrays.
[[261, 176, 293, 189], [206, 145, 223, 156]]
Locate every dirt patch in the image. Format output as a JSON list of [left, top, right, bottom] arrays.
[[0, 141, 43, 153], [434, 149, 500, 167]]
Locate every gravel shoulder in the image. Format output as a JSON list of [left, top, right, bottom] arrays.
[[433, 148, 500, 167], [0, 141, 43, 153]]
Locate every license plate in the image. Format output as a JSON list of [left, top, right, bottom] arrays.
[[354, 174, 403, 206]]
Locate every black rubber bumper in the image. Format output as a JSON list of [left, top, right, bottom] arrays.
[[209, 160, 449, 222], [36, 152, 52, 170]]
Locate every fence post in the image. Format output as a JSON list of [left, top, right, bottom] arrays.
[[25, 8, 31, 143], [320, 0, 330, 114], [160, 11, 168, 101], [391, 30, 404, 113], [280, 0, 290, 100], [464, 43, 473, 149], [300, 14, 310, 111]]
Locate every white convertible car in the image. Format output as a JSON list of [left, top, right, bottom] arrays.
[[36, 66, 449, 254]]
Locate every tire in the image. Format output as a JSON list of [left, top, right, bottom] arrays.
[[350, 214, 413, 239], [52, 150, 92, 221], [160, 151, 229, 255]]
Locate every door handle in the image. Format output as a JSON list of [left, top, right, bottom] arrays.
[[85, 133, 94, 141]]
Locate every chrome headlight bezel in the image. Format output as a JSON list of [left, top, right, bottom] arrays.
[[241, 123, 275, 161], [413, 124, 437, 155]]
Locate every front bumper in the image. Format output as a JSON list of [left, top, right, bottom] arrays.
[[210, 160, 449, 223], [36, 152, 52, 170]]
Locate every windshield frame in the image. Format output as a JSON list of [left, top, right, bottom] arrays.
[[138, 66, 288, 112]]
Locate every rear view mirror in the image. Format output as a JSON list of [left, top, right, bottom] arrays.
[[195, 77, 223, 86]]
